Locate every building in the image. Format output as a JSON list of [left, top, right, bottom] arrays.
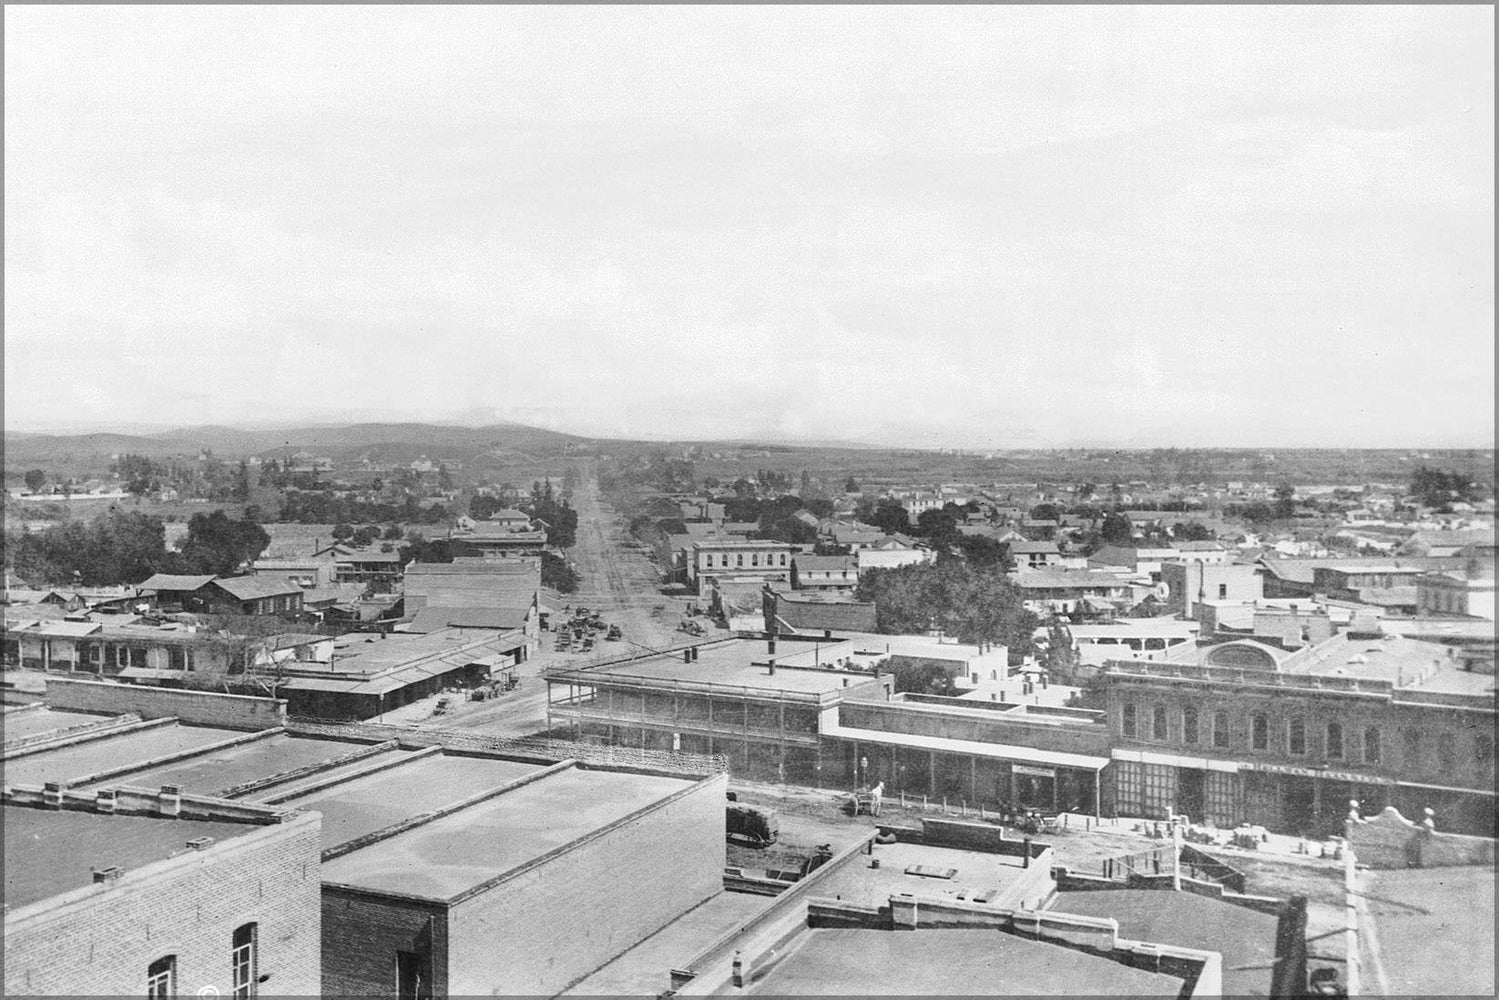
[[763, 588, 877, 635], [1417, 566, 1497, 620], [1099, 632, 1497, 837], [204, 576, 307, 616], [3, 689, 728, 998], [1061, 619, 1201, 667], [854, 538, 933, 575], [1088, 545, 1179, 581], [446, 518, 548, 557], [3, 793, 322, 998], [1010, 539, 1067, 570], [1163, 562, 1262, 616], [1011, 569, 1133, 618], [545, 636, 1111, 816], [400, 557, 541, 643], [1170, 540, 1233, 565], [265, 627, 530, 720], [136, 573, 218, 612], [3, 617, 242, 677], [688, 539, 795, 593], [249, 555, 338, 589], [789, 554, 858, 592]]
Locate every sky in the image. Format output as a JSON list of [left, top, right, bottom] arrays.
[[5, 6, 1494, 449]]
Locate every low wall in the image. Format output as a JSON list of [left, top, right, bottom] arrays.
[[1051, 866, 1287, 916], [879, 816, 1052, 858], [1346, 806, 1497, 869], [45, 678, 287, 730]]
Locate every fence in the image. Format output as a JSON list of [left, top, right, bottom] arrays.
[[1102, 842, 1247, 893]]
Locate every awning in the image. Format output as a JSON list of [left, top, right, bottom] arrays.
[[1112, 748, 1241, 774], [824, 723, 1110, 772], [1397, 780, 1497, 798]]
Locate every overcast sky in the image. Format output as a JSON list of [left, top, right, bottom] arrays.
[[5, 6, 1493, 448]]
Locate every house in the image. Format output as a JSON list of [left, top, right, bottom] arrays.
[[688, 539, 794, 593], [1162, 562, 1262, 617], [136, 573, 218, 612], [1169, 540, 1232, 565], [764, 588, 878, 635], [400, 558, 541, 644], [1010, 570, 1133, 618], [205, 576, 306, 616], [447, 520, 548, 557], [855, 538, 935, 576], [3, 618, 242, 676], [790, 555, 858, 592], [1398, 528, 1496, 559], [1087, 545, 1179, 581], [1010, 539, 1065, 570], [1416, 565, 1496, 621]]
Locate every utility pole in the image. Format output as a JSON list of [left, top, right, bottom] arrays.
[[1344, 844, 1360, 996]]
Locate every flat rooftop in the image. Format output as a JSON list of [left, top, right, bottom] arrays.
[[2, 708, 112, 743], [2, 723, 248, 787], [735, 927, 1184, 995], [271, 752, 549, 849], [1360, 866, 1495, 997], [4, 803, 258, 910], [560, 641, 876, 697], [72, 734, 368, 798], [320, 765, 694, 900], [805, 840, 1041, 912], [1048, 888, 1280, 997]]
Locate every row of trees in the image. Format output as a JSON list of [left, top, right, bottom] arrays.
[[524, 480, 578, 549], [4, 509, 270, 586], [278, 490, 451, 526]]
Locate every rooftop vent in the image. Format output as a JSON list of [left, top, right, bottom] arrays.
[[185, 836, 215, 851], [1347, 654, 1369, 664], [92, 866, 125, 884]]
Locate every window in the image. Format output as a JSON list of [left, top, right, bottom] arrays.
[[232, 923, 257, 998], [1122, 702, 1137, 738], [1404, 729, 1422, 771], [148, 956, 176, 999], [1182, 705, 1199, 745], [1326, 721, 1344, 760], [1363, 727, 1381, 764], [1288, 717, 1306, 755], [751, 554, 759, 567], [736, 554, 743, 568], [1251, 713, 1269, 751], [1152, 704, 1168, 741], [1213, 711, 1230, 748], [780, 553, 787, 566], [168, 646, 186, 671]]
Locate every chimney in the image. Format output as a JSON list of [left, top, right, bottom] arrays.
[[824, 629, 833, 639], [768, 661, 776, 676], [691, 646, 699, 662], [158, 785, 182, 818], [683, 649, 692, 664], [43, 781, 66, 809], [92, 866, 125, 885], [768, 637, 777, 655]]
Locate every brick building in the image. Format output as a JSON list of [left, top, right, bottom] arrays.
[[3, 791, 322, 998], [1099, 633, 1497, 837], [1162, 562, 1262, 616]]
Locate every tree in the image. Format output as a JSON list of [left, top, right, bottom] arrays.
[[541, 552, 580, 594], [24, 469, 45, 493], [177, 511, 271, 576], [1273, 483, 1296, 520], [732, 478, 755, 498], [117, 454, 159, 495], [869, 498, 912, 535], [1029, 503, 1061, 522], [383, 525, 404, 540], [1100, 512, 1134, 546], [844, 477, 860, 494], [469, 494, 502, 521], [232, 461, 251, 502], [1172, 521, 1215, 542], [1043, 621, 1081, 684], [957, 534, 1010, 571], [351, 526, 378, 547]]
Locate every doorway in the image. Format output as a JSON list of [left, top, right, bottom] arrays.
[[1177, 767, 1205, 822]]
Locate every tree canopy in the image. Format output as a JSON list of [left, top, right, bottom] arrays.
[[855, 561, 1038, 661]]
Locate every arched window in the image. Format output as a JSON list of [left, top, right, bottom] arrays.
[[147, 956, 176, 1000], [1288, 717, 1306, 756], [1152, 704, 1168, 741], [1213, 711, 1230, 748], [1326, 722, 1344, 760], [1182, 705, 1199, 745], [1363, 727, 1381, 764], [232, 923, 258, 999], [1251, 713, 1268, 751], [1122, 702, 1137, 738]]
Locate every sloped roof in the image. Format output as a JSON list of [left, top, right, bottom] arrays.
[[406, 605, 530, 633], [138, 573, 218, 592], [793, 555, 857, 572], [211, 576, 306, 600]]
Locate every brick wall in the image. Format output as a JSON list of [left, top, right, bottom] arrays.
[[321, 889, 448, 998], [46, 678, 287, 730], [4, 811, 321, 997], [444, 772, 726, 996]]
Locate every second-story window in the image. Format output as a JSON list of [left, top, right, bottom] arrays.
[[148, 956, 176, 999], [1251, 713, 1268, 751], [1182, 705, 1199, 745], [1213, 710, 1230, 748], [1326, 722, 1344, 760], [1122, 702, 1137, 738], [1363, 727, 1381, 764], [1152, 704, 1168, 741], [1288, 717, 1306, 756]]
